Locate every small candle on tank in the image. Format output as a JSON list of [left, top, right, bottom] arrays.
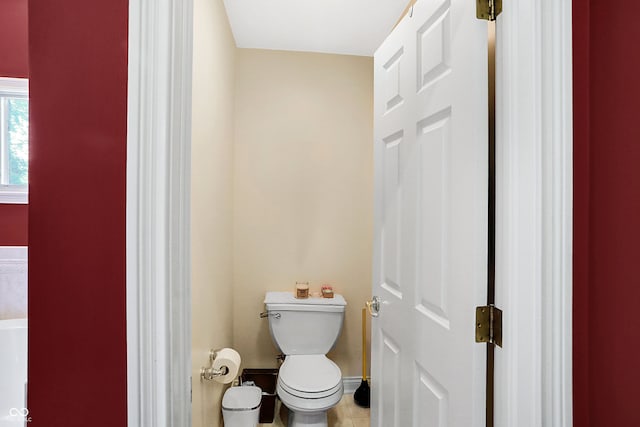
[[321, 285, 334, 298], [295, 282, 309, 299]]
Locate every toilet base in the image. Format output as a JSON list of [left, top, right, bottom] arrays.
[[288, 409, 328, 427]]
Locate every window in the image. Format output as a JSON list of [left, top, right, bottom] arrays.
[[0, 78, 28, 204]]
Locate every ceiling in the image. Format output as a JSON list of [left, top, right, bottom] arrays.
[[222, 0, 409, 57]]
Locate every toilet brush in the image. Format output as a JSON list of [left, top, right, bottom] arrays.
[[353, 307, 370, 408]]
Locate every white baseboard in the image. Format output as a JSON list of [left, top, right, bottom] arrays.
[[343, 376, 367, 394]]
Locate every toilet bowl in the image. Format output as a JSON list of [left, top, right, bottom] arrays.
[[222, 385, 262, 427], [277, 355, 343, 426], [263, 291, 347, 427]]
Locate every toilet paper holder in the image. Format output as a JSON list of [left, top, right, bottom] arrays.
[[200, 349, 229, 381]]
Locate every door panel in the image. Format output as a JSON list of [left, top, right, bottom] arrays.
[[414, 363, 448, 427], [380, 333, 401, 426], [372, 0, 487, 425]]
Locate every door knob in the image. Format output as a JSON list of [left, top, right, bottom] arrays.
[[366, 296, 382, 317]]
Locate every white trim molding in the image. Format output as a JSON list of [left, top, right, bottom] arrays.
[[342, 376, 368, 395], [126, 0, 193, 426], [0, 186, 27, 204], [0, 78, 28, 95], [494, 0, 573, 426]]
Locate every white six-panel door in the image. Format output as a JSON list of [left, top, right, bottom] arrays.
[[371, 0, 488, 425]]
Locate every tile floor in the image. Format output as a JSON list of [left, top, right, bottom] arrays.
[[261, 393, 370, 427]]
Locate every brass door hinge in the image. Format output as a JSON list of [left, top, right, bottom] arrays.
[[476, 0, 502, 21], [475, 305, 502, 347]]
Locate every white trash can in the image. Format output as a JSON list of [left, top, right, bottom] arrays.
[[222, 385, 261, 427]]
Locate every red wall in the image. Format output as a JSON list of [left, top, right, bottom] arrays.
[[0, 0, 28, 245], [572, 1, 590, 425], [28, 0, 129, 425], [0, 204, 28, 246], [21, 0, 640, 424], [0, 0, 28, 78], [573, 1, 640, 425]]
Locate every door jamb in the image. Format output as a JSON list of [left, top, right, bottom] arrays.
[[126, 0, 194, 425], [494, 0, 573, 425]]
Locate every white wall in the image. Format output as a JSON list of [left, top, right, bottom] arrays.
[[0, 247, 27, 320], [190, 0, 236, 426], [232, 49, 374, 377]]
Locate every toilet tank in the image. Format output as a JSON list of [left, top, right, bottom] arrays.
[[264, 292, 347, 355]]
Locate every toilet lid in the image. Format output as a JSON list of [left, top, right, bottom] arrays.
[[222, 386, 262, 410], [279, 355, 342, 393]]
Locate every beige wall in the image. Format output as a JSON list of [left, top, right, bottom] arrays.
[[191, 0, 236, 426], [233, 49, 374, 377]]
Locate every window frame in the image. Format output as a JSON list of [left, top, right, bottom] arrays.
[[0, 77, 29, 204]]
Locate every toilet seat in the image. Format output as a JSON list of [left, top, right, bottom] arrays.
[[276, 355, 344, 413], [277, 381, 343, 413], [279, 379, 342, 399], [278, 355, 342, 396]]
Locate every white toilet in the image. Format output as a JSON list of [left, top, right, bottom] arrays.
[[264, 291, 347, 427], [222, 385, 262, 427]]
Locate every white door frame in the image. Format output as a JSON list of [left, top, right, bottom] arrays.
[[495, 0, 573, 425], [125, 0, 193, 425], [124, 0, 573, 426]]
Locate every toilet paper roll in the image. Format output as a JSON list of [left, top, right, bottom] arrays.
[[212, 348, 241, 384]]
